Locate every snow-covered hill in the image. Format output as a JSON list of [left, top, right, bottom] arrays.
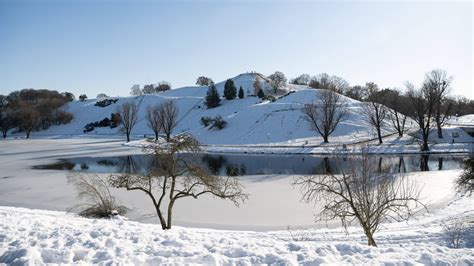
[[33, 73, 395, 145]]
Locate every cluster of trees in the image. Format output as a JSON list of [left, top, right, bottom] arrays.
[[116, 99, 179, 142], [300, 69, 466, 151], [0, 89, 74, 138], [130, 82, 172, 96]]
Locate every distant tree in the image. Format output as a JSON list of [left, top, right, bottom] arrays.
[[382, 88, 409, 137], [345, 85, 369, 101], [117, 101, 138, 142], [96, 93, 109, 99], [63, 92, 75, 101], [79, 94, 88, 101], [142, 84, 155, 94], [423, 69, 452, 138], [205, 84, 220, 108], [0, 96, 12, 138], [109, 134, 247, 230], [156, 81, 171, 92], [196, 76, 214, 86], [362, 91, 388, 144], [302, 90, 348, 143], [309, 74, 349, 94], [18, 108, 40, 138], [159, 100, 179, 142], [238, 86, 244, 99], [253, 76, 262, 96], [130, 84, 142, 96], [290, 74, 311, 85], [223, 79, 237, 100], [406, 81, 436, 151], [146, 104, 162, 141], [268, 71, 287, 93]]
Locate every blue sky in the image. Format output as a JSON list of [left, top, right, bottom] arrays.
[[0, 0, 472, 99]]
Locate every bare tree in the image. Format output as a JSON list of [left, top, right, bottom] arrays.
[[294, 156, 426, 247], [130, 84, 142, 96], [268, 71, 287, 93], [424, 70, 452, 138], [117, 101, 138, 142], [406, 82, 436, 151], [146, 104, 162, 141], [302, 90, 348, 143], [383, 89, 408, 137], [253, 76, 262, 95], [109, 134, 247, 230], [159, 100, 179, 142], [196, 76, 213, 86], [290, 74, 311, 85], [0, 96, 12, 138], [18, 108, 40, 138], [362, 92, 388, 144]]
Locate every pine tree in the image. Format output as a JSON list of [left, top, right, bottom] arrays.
[[205, 84, 221, 108], [224, 79, 237, 100], [257, 88, 265, 98], [238, 86, 244, 99]]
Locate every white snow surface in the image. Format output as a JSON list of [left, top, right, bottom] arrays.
[[0, 190, 473, 265]]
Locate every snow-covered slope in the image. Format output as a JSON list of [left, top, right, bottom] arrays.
[[37, 73, 393, 145]]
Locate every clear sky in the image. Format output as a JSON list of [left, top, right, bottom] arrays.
[[0, 0, 472, 99]]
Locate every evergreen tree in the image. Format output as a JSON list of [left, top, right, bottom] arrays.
[[238, 86, 244, 99], [257, 88, 265, 98], [205, 84, 220, 108], [223, 79, 237, 100]]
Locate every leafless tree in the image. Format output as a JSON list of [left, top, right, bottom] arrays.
[[130, 84, 142, 96], [294, 156, 426, 247], [146, 104, 162, 141], [268, 71, 287, 93], [0, 96, 12, 138], [423, 69, 452, 138], [159, 100, 179, 142], [406, 82, 436, 151], [117, 101, 138, 142], [382, 89, 408, 137], [196, 76, 213, 86], [302, 90, 348, 143], [109, 134, 247, 230], [253, 76, 263, 95], [18, 108, 40, 138], [309, 73, 349, 94], [362, 92, 388, 144]]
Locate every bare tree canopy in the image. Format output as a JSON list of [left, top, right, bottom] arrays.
[[309, 73, 349, 94], [290, 74, 311, 85], [406, 82, 436, 151], [196, 76, 214, 86], [362, 91, 388, 144], [423, 69, 452, 138], [117, 101, 138, 142], [109, 134, 247, 230], [253, 76, 263, 96], [302, 90, 348, 143], [268, 71, 287, 93], [381, 89, 409, 137], [294, 156, 426, 247], [146, 104, 162, 141], [159, 100, 179, 142]]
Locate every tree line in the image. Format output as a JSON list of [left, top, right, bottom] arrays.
[[0, 89, 74, 138]]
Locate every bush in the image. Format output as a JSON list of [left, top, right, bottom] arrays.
[[83, 113, 120, 133], [95, 98, 119, 107], [443, 217, 467, 248], [200, 116, 213, 127], [456, 158, 474, 194], [68, 174, 127, 218], [211, 115, 227, 130]]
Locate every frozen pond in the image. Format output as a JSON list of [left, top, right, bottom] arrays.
[[0, 139, 470, 230], [34, 153, 466, 175]]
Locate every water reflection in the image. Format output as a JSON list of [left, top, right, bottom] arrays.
[[33, 153, 469, 176]]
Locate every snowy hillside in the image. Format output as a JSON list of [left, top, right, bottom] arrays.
[[36, 73, 394, 145]]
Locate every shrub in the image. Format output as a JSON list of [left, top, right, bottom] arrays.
[[83, 113, 120, 133], [69, 174, 127, 218], [95, 98, 119, 107], [211, 115, 227, 130], [200, 116, 213, 127]]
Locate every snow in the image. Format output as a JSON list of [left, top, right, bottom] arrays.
[[0, 186, 473, 265]]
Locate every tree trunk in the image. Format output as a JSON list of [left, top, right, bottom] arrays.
[[155, 131, 159, 141], [437, 124, 443, 139], [126, 132, 130, 142], [2, 131, 6, 138], [26, 129, 31, 139], [323, 135, 328, 143], [166, 200, 175, 229], [155, 205, 167, 230], [166, 133, 170, 142], [377, 127, 383, 144], [421, 131, 429, 151]]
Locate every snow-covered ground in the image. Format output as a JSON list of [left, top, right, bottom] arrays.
[[0, 138, 473, 264], [0, 185, 472, 264]]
